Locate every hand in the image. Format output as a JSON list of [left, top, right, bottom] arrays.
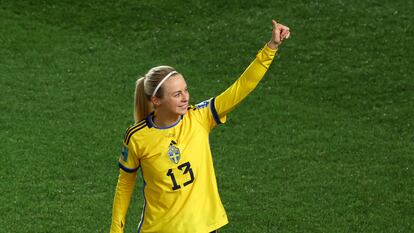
[[267, 19, 290, 49]]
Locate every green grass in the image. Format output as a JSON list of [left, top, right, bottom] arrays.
[[1, 0, 413, 232]]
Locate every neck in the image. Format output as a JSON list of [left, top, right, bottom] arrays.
[[152, 111, 181, 128]]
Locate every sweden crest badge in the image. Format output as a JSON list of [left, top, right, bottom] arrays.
[[167, 140, 180, 164]]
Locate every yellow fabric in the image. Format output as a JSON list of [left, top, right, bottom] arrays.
[[110, 44, 277, 233], [110, 170, 137, 233]]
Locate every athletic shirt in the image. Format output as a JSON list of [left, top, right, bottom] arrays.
[[110, 44, 277, 233]]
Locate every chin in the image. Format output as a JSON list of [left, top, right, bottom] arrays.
[[179, 109, 188, 115], [176, 107, 188, 115]]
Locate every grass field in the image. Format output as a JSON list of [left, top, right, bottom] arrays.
[[1, 0, 413, 232]]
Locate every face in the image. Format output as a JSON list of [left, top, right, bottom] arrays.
[[152, 74, 190, 117]]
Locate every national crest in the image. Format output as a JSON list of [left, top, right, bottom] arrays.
[[167, 140, 181, 164]]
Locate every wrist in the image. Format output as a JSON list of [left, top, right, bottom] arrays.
[[267, 41, 279, 50]]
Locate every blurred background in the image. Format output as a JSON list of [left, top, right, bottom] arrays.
[[1, 0, 413, 232]]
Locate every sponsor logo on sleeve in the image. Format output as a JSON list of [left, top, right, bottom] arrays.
[[195, 100, 209, 109], [121, 146, 129, 162]]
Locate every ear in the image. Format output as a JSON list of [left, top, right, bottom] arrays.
[[151, 96, 161, 107]]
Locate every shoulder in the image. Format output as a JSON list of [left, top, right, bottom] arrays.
[[185, 99, 213, 119], [184, 98, 220, 128], [187, 99, 212, 112], [123, 118, 150, 145]]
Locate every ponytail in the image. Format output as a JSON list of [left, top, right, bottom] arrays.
[[133, 65, 178, 122], [134, 77, 152, 122]]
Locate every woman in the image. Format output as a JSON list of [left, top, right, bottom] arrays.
[[110, 20, 290, 233]]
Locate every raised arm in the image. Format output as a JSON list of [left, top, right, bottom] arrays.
[[214, 20, 290, 117]]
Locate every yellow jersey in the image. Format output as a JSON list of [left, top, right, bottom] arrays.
[[110, 44, 277, 233]]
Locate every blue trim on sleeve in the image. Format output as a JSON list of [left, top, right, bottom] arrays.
[[210, 97, 222, 125], [118, 161, 139, 173]]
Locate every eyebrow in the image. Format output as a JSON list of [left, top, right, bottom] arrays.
[[172, 86, 188, 94]]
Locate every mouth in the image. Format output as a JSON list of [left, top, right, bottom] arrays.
[[178, 104, 188, 109]]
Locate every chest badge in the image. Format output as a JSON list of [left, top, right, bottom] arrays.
[[167, 140, 181, 164]]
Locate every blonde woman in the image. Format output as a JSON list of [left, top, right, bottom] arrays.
[[110, 20, 290, 233]]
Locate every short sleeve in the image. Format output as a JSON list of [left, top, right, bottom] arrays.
[[189, 97, 227, 131], [118, 136, 140, 173]]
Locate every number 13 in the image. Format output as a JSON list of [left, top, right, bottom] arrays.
[[166, 161, 194, 190]]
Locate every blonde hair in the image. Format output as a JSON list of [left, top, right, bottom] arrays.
[[134, 65, 177, 122]]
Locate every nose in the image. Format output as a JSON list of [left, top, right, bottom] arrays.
[[182, 91, 189, 102]]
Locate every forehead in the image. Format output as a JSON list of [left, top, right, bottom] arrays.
[[163, 74, 187, 92]]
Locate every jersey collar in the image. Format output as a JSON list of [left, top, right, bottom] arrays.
[[146, 112, 183, 129]]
